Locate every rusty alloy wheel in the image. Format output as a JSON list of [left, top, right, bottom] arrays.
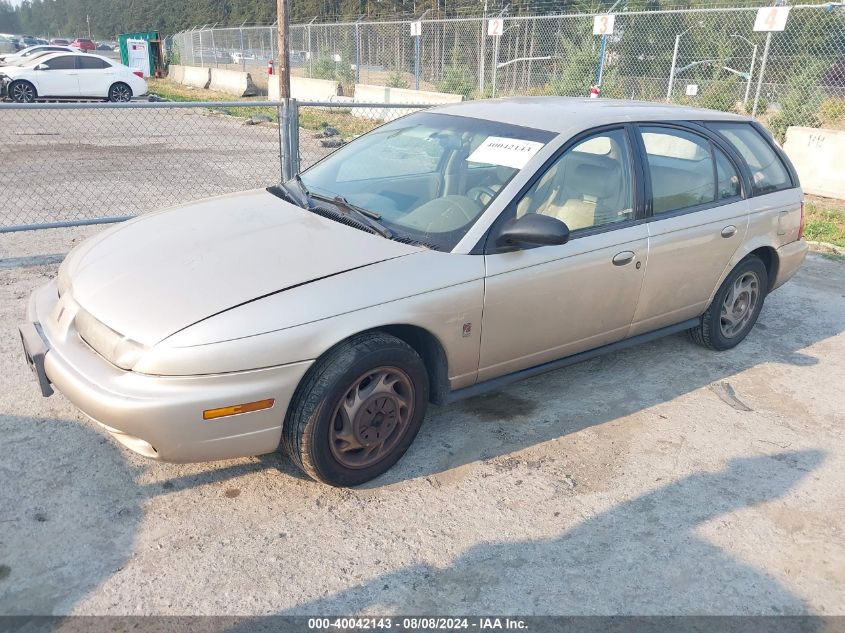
[[328, 366, 415, 469]]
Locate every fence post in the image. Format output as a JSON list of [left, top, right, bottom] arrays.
[[289, 98, 301, 176], [415, 28, 421, 90], [666, 33, 680, 101], [239, 22, 246, 71], [210, 26, 217, 68], [479, 15, 486, 93], [355, 17, 363, 84], [752, 31, 772, 118], [279, 99, 291, 182], [491, 31, 500, 98]]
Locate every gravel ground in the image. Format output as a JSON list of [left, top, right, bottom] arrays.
[[0, 227, 844, 616], [0, 106, 333, 230]]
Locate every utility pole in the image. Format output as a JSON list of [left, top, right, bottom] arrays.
[[277, 0, 291, 99], [87, 14, 92, 40]]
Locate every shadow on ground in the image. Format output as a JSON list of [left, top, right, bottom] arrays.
[[221, 450, 823, 617]]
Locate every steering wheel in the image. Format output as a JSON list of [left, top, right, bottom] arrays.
[[467, 186, 499, 204]]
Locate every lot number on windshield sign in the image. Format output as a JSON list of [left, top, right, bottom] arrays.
[[468, 137, 545, 169]]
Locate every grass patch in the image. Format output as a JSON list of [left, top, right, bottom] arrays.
[[148, 78, 381, 137], [804, 197, 845, 248], [147, 78, 239, 103], [298, 106, 381, 138]]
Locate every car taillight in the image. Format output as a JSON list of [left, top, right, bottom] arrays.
[[798, 200, 806, 240], [132, 71, 143, 78]]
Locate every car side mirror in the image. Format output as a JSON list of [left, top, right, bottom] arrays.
[[35, 63, 47, 70], [494, 213, 570, 250]]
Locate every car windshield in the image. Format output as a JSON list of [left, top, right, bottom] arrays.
[[17, 53, 51, 66], [297, 111, 554, 251]]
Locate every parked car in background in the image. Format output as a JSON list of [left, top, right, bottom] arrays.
[[19, 98, 808, 486], [0, 35, 17, 55], [0, 45, 77, 66], [96, 42, 113, 51], [49, 38, 70, 46], [231, 50, 257, 64], [71, 38, 96, 52], [18, 36, 39, 48], [1, 52, 147, 102]]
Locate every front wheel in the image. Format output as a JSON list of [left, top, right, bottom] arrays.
[[689, 255, 768, 351], [282, 332, 429, 487], [9, 80, 37, 103], [108, 82, 132, 102]]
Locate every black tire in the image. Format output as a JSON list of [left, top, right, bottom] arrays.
[[689, 255, 768, 351], [108, 82, 132, 102], [282, 332, 429, 487], [9, 80, 36, 103]]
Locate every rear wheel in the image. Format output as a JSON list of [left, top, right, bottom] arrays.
[[282, 332, 429, 487], [9, 80, 36, 103], [108, 82, 132, 102], [689, 255, 768, 351]]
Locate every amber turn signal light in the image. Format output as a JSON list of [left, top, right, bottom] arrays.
[[203, 398, 275, 420]]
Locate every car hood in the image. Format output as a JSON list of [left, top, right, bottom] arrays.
[[62, 189, 423, 346], [0, 64, 29, 75]]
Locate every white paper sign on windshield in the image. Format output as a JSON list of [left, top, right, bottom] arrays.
[[467, 137, 545, 169]]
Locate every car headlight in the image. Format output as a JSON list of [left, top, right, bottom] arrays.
[[75, 308, 148, 370], [113, 337, 147, 370], [57, 264, 71, 297]]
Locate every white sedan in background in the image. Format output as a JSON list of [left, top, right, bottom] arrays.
[[0, 52, 147, 102], [0, 44, 77, 66]]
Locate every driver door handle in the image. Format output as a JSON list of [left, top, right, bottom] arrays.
[[721, 225, 738, 238], [612, 251, 635, 266]]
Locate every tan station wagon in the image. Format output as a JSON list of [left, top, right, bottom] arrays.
[[20, 97, 808, 486]]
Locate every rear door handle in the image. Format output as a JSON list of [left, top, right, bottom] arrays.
[[612, 251, 635, 266], [721, 225, 737, 238]]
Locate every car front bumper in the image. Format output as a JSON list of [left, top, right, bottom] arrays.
[[21, 279, 313, 463]]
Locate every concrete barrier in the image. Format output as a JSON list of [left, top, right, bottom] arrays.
[[269, 76, 342, 101], [181, 65, 211, 90], [351, 84, 464, 121], [210, 68, 259, 97], [168, 64, 185, 84], [783, 126, 845, 200]]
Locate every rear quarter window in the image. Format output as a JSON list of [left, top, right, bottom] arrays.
[[708, 122, 793, 195]]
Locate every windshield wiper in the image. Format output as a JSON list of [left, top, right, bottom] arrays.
[[291, 174, 314, 209], [266, 182, 308, 208], [306, 190, 394, 239]]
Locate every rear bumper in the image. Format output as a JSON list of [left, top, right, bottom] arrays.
[[24, 279, 313, 463], [772, 239, 809, 291]]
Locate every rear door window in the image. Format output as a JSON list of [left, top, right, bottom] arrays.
[[640, 126, 716, 214], [77, 56, 109, 70], [715, 147, 741, 200], [708, 122, 792, 195]]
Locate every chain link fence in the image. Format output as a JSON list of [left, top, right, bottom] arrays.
[[0, 100, 431, 232], [0, 101, 286, 231], [171, 4, 845, 134]]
